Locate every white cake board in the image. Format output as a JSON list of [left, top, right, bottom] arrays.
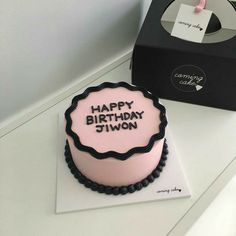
[[56, 113, 191, 213]]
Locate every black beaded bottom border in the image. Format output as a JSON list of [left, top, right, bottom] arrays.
[[64, 139, 168, 195]]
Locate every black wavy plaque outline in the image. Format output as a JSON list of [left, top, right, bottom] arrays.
[[65, 81, 167, 160]]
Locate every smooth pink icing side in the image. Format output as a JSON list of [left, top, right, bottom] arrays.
[[67, 136, 164, 186], [70, 87, 160, 153]]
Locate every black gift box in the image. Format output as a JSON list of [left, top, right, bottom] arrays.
[[132, 0, 236, 111]]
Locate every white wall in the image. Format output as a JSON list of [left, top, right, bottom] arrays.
[[0, 0, 141, 123]]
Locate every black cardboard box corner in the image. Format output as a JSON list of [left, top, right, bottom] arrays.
[[132, 0, 236, 111]]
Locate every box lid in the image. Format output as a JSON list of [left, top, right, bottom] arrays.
[[136, 0, 236, 59]]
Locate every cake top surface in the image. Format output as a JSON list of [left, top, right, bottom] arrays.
[[65, 82, 167, 160]]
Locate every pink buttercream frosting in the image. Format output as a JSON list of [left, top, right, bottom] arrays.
[[67, 136, 164, 186], [70, 87, 160, 153], [66, 84, 166, 187]]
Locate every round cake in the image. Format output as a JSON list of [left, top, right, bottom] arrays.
[[65, 82, 168, 195]]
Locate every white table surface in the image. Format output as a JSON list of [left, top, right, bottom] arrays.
[[186, 174, 236, 236], [0, 61, 236, 236]]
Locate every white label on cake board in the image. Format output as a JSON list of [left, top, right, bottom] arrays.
[[56, 113, 191, 213], [171, 4, 212, 43]]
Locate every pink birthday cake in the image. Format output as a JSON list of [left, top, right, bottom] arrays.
[[64, 82, 168, 195]]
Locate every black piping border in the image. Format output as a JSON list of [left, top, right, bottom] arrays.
[[65, 81, 167, 160], [64, 139, 168, 195]]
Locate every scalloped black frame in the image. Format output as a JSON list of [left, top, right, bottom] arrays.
[[65, 139, 169, 195], [65, 81, 167, 161]]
